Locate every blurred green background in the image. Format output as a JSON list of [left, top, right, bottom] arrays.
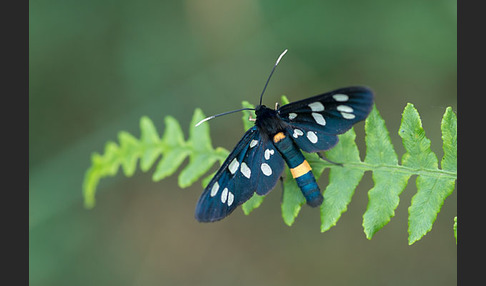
[[30, 0, 456, 285]]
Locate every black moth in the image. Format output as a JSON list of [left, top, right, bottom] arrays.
[[195, 50, 374, 222]]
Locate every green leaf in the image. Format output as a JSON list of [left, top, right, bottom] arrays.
[[82, 168, 100, 209], [97, 142, 121, 175], [83, 142, 121, 209], [179, 154, 219, 188], [241, 101, 256, 131], [399, 104, 438, 170], [118, 131, 140, 177], [153, 117, 189, 181], [139, 116, 163, 172], [281, 171, 306, 226], [407, 175, 456, 244], [453, 216, 457, 244], [161, 116, 186, 148], [83, 109, 229, 208], [242, 194, 266, 215], [363, 171, 410, 239], [320, 128, 364, 232], [153, 149, 190, 181], [441, 107, 457, 172], [189, 108, 213, 152], [280, 95, 290, 105], [364, 106, 399, 166], [179, 109, 219, 188], [362, 106, 411, 239], [399, 104, 455, 244]]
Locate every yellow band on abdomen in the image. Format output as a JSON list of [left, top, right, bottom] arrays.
[[273, 132, 286, 143], [290, 160, 312, 178]]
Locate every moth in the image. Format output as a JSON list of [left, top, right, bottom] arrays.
[[195, 50, 374, 222]]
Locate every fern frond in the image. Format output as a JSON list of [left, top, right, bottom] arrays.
[[83, 98, 456, 244]]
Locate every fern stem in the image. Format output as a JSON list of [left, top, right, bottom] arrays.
[[327, 161, 456, 179]]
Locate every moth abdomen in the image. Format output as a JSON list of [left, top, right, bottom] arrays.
[[295, 171, 323, 207], [272, 131, 323, 207]]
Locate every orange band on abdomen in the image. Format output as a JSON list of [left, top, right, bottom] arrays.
[[290, 160, 312, 178], [273, 132, 286, 143]]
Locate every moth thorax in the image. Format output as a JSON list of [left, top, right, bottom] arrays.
[[255, 105, 286, 136]]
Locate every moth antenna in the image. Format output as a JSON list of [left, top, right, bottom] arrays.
[[259, 49, 288, 106], [194, 116, 215, 127], [195, 108, 255, 127]]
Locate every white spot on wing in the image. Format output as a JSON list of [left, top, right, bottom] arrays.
[[308, 102, 325, 112], [250, 139, 258, 148], [228, 158, 239, 174], [264, 149, 275, 160], [337, 105, 355, 119], [210, 182, 219, 197], [337, 105, 354, 113], [221, 188, 228, 203], [293, 129, 304, 138], [341, 112, 356, 119], [311, 112, 326, 126], [227, 191, 234, 206], [240, 162, 251, 178], [288, 113, 297, 120], [307, 131, 318, 144], [261, 163, 272, 176], [333, 94, 349, 102]]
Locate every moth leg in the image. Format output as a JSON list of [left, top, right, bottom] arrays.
[[317, 152, 343, 167], [248, 115, 256, 122], [279, 175, 285, 203], [275, 102, 280, 110]]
